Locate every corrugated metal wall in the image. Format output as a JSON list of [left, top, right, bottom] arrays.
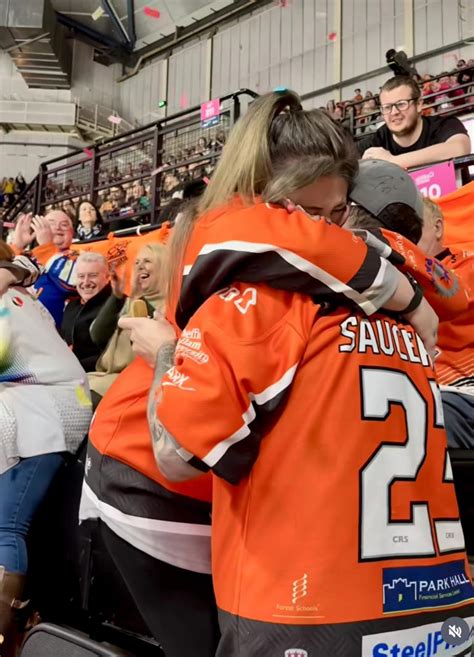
[[35, 1, 474, 124]]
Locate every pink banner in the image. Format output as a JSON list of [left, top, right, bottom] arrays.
[[201, 98, 220, 128], [409, 160, 457, 199]]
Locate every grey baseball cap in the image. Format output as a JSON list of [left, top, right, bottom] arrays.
[[350, 159, 425, 219]]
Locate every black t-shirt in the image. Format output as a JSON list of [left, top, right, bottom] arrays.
[[357, 115, 468, 156]]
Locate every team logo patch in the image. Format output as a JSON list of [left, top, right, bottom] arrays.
[[382, 560, 473, 614], [284, 650, 308, 657], [11, 296, 23, 307], [425, 258, 459, 298]]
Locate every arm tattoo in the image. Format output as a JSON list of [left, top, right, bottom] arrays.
[[147, 340, 204, 481], [147, 341, 176, 446]]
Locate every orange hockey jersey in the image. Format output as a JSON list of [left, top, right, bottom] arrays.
[[176, 198, 468, 330], [157, 282, 474, 656], [79, 356, 213, 574], [435, 247, 474, 393]]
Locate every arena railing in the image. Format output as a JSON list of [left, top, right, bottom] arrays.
[[0, 88, 258, 236]]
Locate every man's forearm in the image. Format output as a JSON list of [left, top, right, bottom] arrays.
[[393, 137, 470, 169]]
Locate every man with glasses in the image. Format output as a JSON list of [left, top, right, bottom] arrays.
[[358, 75, 470, 169]]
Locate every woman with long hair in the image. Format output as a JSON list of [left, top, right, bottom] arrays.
[[145, 91, 471, 656], [87, 242, 166, 406]]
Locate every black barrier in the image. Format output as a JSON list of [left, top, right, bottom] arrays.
[[0, 88, 258, 235]]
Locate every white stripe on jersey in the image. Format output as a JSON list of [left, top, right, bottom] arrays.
[[182, 240, 396, 315], [196, 362, 299, 468]]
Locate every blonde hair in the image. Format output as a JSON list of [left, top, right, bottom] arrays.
[[423, 197, 443, 226], [0, 240, 14, 261], [133, 242, 167, 299], [167, 89, 358, 303]]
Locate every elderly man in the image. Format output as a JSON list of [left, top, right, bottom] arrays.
[[358, 75, 470, 169], [12, 211, 77, 326], [61, 252, 111, 372]]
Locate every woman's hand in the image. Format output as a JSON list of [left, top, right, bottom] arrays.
[[110, 265, 126, 299], [118, 314, 176, 366]]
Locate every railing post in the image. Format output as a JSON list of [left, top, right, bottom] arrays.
[[91, 145, 99, 208], [150, 122, 163, 224], [36, 164, 46, 216], [94, 104, 98, 130]]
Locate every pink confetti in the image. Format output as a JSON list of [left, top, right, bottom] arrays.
[[203, 176, 210, 185], [108, 114, 122, 125], [83, 147, 93, 158], [277, 0, 289, 6], [2, 221, 15, 228], [328, 32, 337, 41], [144, 6, 160, 18], [179, 93, 189, 109]]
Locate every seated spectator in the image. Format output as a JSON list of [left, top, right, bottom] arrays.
[[0, 240, 91, 654], [61, 252, 111, 372], [358, 75, 470, 168], [62, 199, 76, 221], [418, 198, 473, 449], [12, 211, 77, 326], [87, 243, 166, 405], [454, 66, 474, 106], [3, 178, 15, 195], [195, 137, 210, 155], [75, 200, 106, 241], [353, 88, 364, 108], [15, 174, 26, 195]]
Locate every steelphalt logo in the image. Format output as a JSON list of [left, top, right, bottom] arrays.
[[382, 560, 473, 614], [362, 617, 474, 657]]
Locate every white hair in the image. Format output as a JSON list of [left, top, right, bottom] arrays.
[[76, 251, 108, 269]]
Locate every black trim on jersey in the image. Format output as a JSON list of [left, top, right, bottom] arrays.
[[177, 245, 386, 329], [358, 366, 435, 562], [85, 442, 211, 525], [214, 386, 291, 485]]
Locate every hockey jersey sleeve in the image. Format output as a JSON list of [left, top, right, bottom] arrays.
[[355, 229, 470, 320], [157, 283, 317, 485], [176, 201, 401, 329]]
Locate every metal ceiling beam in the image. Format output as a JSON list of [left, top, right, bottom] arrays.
[[56, 11, 126, 51], [101, 0, 131, 47], [126, 0, 136, 48]]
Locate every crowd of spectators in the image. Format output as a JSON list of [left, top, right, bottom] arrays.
[[324, 58, 474, 135], [25, 127, 229, 239], [0, 175, 27, 218]]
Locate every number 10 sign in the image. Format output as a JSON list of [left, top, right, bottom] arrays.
[[408, 160, 457, 199]]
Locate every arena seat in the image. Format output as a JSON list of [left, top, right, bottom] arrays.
[[20, 623, 134, 657]]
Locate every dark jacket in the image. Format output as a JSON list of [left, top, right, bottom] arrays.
[[60, 283, 112, 371]]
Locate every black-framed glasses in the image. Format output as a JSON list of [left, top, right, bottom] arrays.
[[380, 98, 418, 114]]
